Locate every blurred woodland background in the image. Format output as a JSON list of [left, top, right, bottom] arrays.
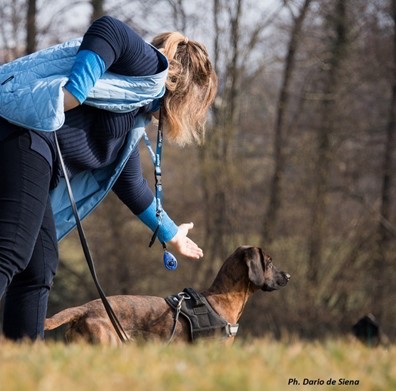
[[0, 0, 395, 341]]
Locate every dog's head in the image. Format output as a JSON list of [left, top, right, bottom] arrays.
[[239, 246, 290, 291]]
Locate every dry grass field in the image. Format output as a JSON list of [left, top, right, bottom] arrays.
[[0, 337, 394, 391]]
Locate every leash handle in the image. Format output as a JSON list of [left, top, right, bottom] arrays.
[[54, 132, 129, 344]]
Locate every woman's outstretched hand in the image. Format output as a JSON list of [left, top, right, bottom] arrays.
[[168, 223, 203, 260]]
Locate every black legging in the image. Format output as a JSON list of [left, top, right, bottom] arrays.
[[0, 130, 58, 340]]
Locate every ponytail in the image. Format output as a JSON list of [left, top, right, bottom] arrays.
[[152, 32, 217, 145]]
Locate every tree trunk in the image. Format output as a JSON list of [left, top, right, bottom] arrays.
[[307, 0, 348, 284], [199, 0, 243, 280], [26, 0, 37, 54], [262, 0, 312, 244], [377, 0, 396, 247], [91, 0, 105, 22], [167, 0, 187, 32], [372, 0, 396, 319]]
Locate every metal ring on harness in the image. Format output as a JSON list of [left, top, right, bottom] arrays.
[[167, 291, 191, 344]]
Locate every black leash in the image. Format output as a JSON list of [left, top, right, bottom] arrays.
[[54, 132, 129, 344]]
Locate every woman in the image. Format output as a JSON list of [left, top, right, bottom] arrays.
[[0, 16, 217, 340]]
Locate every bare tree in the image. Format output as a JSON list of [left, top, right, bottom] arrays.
[[372, 0, 396, 320], [262, 0, 313, 244], [199, 0, 252, 280], [26, 0, 37, 53], [0, 0, 26, 61], [377, 0, 396, 252], [307, 0, 349, 284], [166, 0, 187, 32], [197, 0, 285, 284], [90, 0, 104, 22]]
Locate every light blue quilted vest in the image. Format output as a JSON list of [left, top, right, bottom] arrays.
[[0, 39, 168, 240]]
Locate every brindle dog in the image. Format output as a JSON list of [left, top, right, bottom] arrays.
[[45, 246, 290, 345]]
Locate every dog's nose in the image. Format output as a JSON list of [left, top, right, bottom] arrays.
[[284, 273, 291, 281]]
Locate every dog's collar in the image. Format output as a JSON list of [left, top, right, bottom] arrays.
[[165, 288, 239, 341]]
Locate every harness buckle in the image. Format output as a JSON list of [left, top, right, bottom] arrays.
[[225, 323, 239, 337]]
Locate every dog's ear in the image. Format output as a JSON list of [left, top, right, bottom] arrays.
[[244, 247, 265, 287]]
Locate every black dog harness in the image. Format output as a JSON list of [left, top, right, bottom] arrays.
[[165, 288, 239, 343]]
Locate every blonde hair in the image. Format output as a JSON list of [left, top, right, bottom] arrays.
[[151, 32, 218, 145]]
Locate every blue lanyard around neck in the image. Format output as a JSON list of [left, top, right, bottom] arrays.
[[143, 106, 178, 271]]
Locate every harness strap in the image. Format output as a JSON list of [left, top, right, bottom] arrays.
[[184, 287, 206, 307], [165, 288, 239, 342]]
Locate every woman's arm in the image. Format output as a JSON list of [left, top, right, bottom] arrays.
[[78, 16, 161, 76], [112, 148, 177, 242], [112, 149, 203, 259], [63, 16, 161, 111]]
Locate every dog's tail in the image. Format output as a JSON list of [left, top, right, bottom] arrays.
[[45, 307, 86, 330]]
